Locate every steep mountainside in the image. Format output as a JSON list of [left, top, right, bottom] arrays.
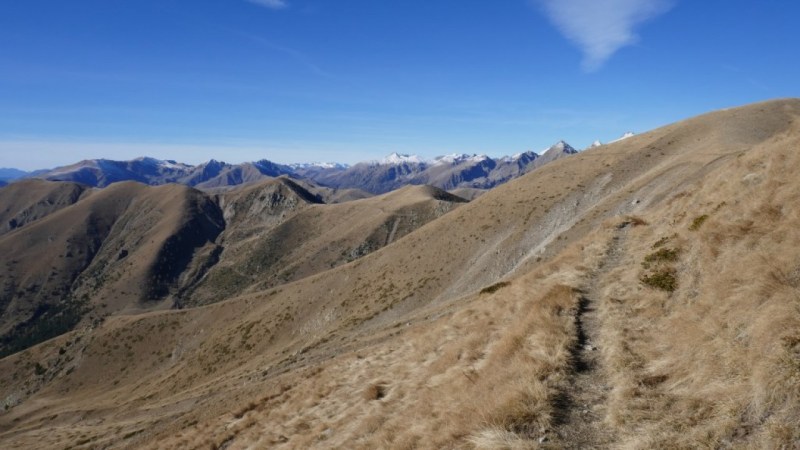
[[1, 99, 799, 449]]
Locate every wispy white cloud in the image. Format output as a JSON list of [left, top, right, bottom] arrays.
[[246, 0, 288, 10], [234, 31, 332, 77], [536, 0, 674, 71]]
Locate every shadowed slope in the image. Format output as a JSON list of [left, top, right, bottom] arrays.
[[0, 182, 224, 357]]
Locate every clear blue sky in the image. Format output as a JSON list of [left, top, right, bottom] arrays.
[[1, 0, 798, 170]]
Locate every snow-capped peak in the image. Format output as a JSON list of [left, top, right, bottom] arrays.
[[381, 152, 426, 165], [590, 140, 602, 148], [432, 153, 489, 166], [130, 156, 190, 170], [289, 162, 349, 170]]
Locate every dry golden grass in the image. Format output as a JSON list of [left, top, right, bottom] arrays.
[[594, 114, 800, 448], [1, 98, 800, 449]]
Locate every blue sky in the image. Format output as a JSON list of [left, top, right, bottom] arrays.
[[1, 0, 798, 170]]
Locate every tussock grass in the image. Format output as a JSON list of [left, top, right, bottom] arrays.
[[689, 214, 710, 231], [643, 247, 680, 265], [168, 242, 596, 449], [640, 268, 678, 292]]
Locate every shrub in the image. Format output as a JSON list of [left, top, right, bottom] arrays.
[[480, 281, 511, 295]]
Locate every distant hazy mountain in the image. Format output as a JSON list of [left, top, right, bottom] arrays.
[[21, 141, 579, 194], [29, 157, 298, 189], [0, 168, 28, 182], [29, 157, 196, 187]]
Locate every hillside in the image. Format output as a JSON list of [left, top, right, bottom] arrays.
[[0, 176, 465, 356], [0, 181, 225, 357], [188, 179, 468, 306], [0, 99, 799, 449]]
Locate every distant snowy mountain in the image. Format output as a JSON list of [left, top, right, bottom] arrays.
[[299, 141, 579, 194]]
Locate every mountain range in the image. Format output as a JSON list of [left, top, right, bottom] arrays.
[[2, 101, 799, 449], [10, 140, 590, 195]]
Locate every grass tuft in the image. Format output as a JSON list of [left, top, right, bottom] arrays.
[[642, 248, 680, 269], [640, 268, 678, 292], [689, 214, 710, 231]]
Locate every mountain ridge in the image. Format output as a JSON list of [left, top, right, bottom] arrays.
[[2, 99, 800, 448]]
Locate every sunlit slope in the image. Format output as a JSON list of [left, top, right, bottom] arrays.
[[0, 99, 799, 449]]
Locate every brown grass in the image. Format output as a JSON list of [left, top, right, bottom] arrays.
[[2, 99, 800, 449], [595, 115, 800, 448]]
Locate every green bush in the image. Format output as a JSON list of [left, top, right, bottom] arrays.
[[641, 268, 678, 292]]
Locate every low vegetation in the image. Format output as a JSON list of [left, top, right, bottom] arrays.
[[0, 297, 88, 358], [689, 214, 710, 231], [642, 247, 680, 268], [480, 281, 511, 295], [640, 267, 678, 292]]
